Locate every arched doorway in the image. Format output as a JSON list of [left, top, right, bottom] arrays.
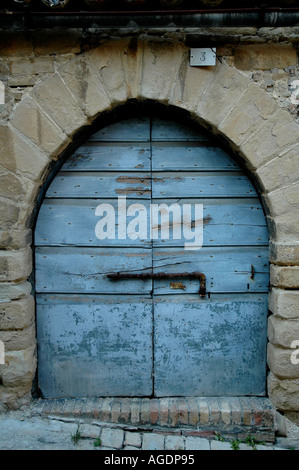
[[34, 114, 269, 398]]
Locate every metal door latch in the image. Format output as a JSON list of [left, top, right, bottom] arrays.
[[107, 271, 206, 297]]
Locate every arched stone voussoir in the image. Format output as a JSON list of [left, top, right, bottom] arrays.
[[29, 72, 89, 139], [57, 53, 111, 120], [10, 95, 71, 159]]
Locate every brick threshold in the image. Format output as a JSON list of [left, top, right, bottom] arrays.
[[31, 396, 277, 443]]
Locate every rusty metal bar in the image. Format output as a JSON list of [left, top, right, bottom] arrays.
[[107, 271, 206, 297]]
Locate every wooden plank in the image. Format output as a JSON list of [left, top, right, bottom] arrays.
[[35, 247, 153, 294], [45, 172, 151, 199], [89, 117, 150, 142], [154, 293, 268, 396], [35, 198, 152, 247], [36, 294, 153, 398], [152, 118, 209, 142], [63, 143, 151, 172], [152, 144, 239, 171], [153, 247, 269, 293], [151, 198, 268, 247], [35, 198, 267, 247], [152, 172, 257, 198]]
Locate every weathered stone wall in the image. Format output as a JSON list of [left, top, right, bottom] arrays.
[[0, 29, 298, 430]]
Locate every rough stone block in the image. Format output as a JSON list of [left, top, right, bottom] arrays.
[[58, 55, 110, 119], [0, 324, 35, 352], [10, 57, 55, 75], [210, 440, 232, 450], [0, 125, 49, 185], [11, 127, 50, 182], [269, 288, 299, 319], [11, 96, 70, 157], [89, 43, 127, 105], [0, 296, 34, 330], [165, 435, 185, 450], [100, 428, 124, 449], [269, 242, 299, 266], [254, 145, 299, 193], [140, 39, 186, 102], [263, 182, 299, 217], [119, 37, 144, 100], [0, 125, 14, 173], [124, 432, 142, 448], [268, 315, 299, 348], [0, 201, 20, 230], [169, 52, 216, 112], [241, 110, 299, 170], [80, 424, 100, 439], [196, 63, 250, 128], [0, 247, 32, 282], [270, 265, 299, 289], [31, 73, 87, 138], [8, 75, 36, 87], [142, 433, 165, 450], [271, 211, 299, 244], [0, 281, 32, 303], [234, 44, 297, 71], [0, 346, 36, 388], [185, 437, 210, 450], [219, 83, 278, 148], [267, 343, 299, 379], [0, 229, 32, 250], [0, 170, 29, 202], [268, 372, 299, 412]]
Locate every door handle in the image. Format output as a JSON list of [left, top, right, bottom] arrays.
[[107, 271, 206, 297]]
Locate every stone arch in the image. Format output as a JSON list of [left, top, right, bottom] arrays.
[[1, 37, 299, 411]]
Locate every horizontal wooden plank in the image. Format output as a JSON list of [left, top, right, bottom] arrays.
[[153, 246, 269, 293], [152, 172, 257, 198], [35, 247, 153, 294], [35, 198, 267, 247], [45, 172, 151, 199], [154, 293, 267, 396], [35, 246, 269, 294], [63, 143, 151, 172], [46, 171, 256, 199], [151, 197, 267, 247], [152, 144, 239, 171], [36, 294, 153, 398], [89, 117, 151, 142], [152, 118, 209, 142], [35, 198, 152, 248]]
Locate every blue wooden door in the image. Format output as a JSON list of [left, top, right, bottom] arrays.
[[35, 116, 269, 398]]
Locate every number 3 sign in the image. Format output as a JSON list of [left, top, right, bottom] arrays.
[[190, 48, 217, 67]]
